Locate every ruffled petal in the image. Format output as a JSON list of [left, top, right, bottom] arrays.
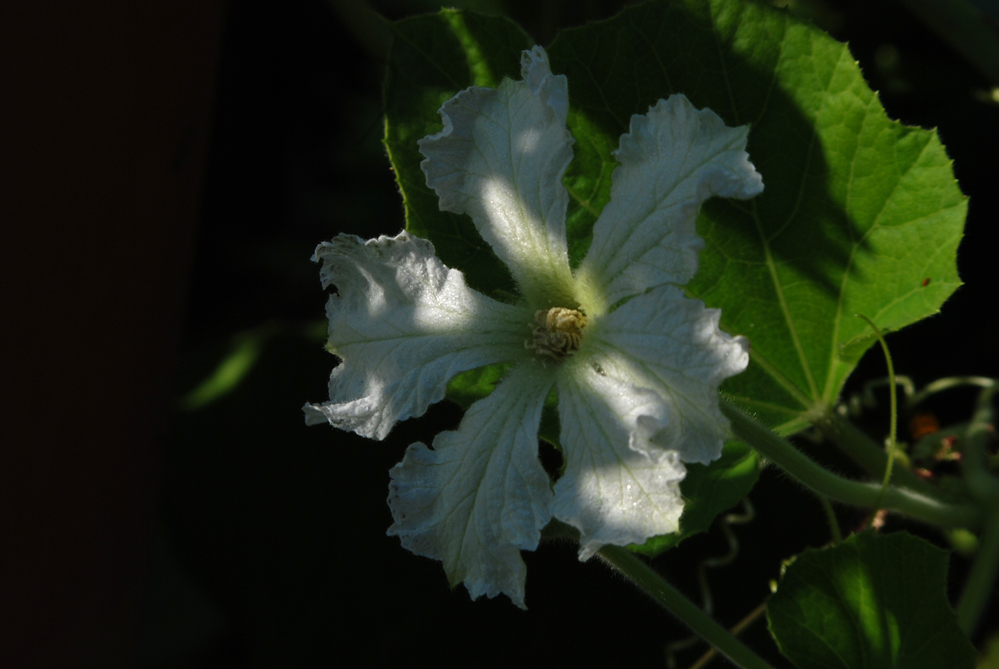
[[578, 94, 763, 308], [387, 363, 555, 609], [587, 284, 750, 465], [303, 231, 530, 440], [552, 360, 686, 560], [419, 46, 576, 308]]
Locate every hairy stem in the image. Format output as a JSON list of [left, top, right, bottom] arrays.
[[956, 382, 999, 634], [962, 382, 999, 501], [689, 600, 769, 669], [819, 495, 842, 544], [722, 400, 982, 530], [957, 508, 999, 635], [815, 411, 940, 497], [596, 544, 775, 669]]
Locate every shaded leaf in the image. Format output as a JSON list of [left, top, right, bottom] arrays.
[[447, 363, 512, 411], [631, 439, 759, 557], [383, 10, 532, 298], [767, 531, 976, 668]]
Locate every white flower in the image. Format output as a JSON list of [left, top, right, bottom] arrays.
[[304, 46, 761, 608]]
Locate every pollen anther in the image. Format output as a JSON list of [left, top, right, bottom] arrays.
[[528, 307, 587, 360]]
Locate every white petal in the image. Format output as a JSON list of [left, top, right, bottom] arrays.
[[588, 284, 750, 465], [553, 360, 686, 560], [303, 231, 530, 440], [387, 363, 555, 609], [579, 95, 763, 308], [419, 46, 576, 308]]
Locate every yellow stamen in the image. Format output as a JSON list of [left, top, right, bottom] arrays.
[[528, 307, 587, 361]]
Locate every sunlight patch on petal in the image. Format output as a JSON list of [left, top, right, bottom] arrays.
[[303, 231, 530, 440], [553, 361, 686, 560], [588, 284, 750, 465], [387, 363, 555, 609], [578, 94, 764, 308], [419, 46, 576, 308]]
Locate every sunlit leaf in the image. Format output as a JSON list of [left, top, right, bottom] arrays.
[[383, 0, 964, 562], [546, 0, 965, 433]]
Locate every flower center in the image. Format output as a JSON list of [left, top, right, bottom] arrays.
[[529, 307, 587, 361]]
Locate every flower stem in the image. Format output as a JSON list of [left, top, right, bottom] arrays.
[[956, 507, 999, 635], [956, 382, 999, 635], [909, 375, 995, 406], [815, 410, 940, 498], [689, 600, 769, 669], [596, 544, 775, 669], [962, 382, 999, 502], [721, 399, 982, 530], [819, 495, 842, 544]]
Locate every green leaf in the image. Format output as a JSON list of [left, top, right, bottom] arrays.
[[767, 531, 976, 669], [630, 440, 759, 557], [546, 0, 965, 433], [179, 323, 284, 410], [979, 632, 999, 669], [383, 10, 533, 299], [383, 1, 963, 558], [386, 1, 965, 432], [445, 362, 512, 411]]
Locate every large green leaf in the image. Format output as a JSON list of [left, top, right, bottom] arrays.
[[380, 1, 962, 557], [546, 0, 965, 433], [767, 531, 976, 668], [385, 1, 965, 434]]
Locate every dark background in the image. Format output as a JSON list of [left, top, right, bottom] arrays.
[[5, 0, 998, 666]]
